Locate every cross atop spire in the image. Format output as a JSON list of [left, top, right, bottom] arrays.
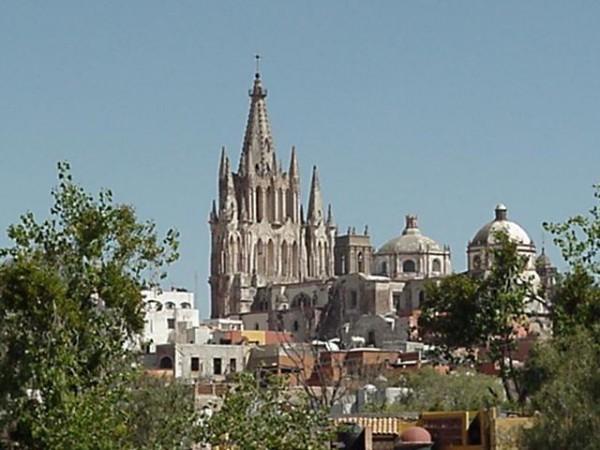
[[255, 54, 261, 78]]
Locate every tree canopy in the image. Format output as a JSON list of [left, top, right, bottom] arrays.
[[199, 372, 332, 450], [543, 183, 600, 276], [367, 367, 503, 413], [520, 184, 600, 449], [521, 326, 600, 450], [0, 162, 199, 449], [419, 230, 537, 402]]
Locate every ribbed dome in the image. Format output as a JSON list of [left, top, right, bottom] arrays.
[[378, 215, 443, 254], [471, 204, 533, 247]]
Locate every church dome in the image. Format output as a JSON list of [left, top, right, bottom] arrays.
[[378, 216, 444, 254], [470, 204, 533, 247], [535, 249, 552, 269]]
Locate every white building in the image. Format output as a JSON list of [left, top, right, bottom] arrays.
[[141, 288, 200, 352], [155, 343, 247, 381]]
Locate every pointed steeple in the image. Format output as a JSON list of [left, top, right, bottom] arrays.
[[225, 158, 234, 192], [326, 204, 335, 226], [288, 146, 299, 180], [307, 166, 324, 224], [239, 70, 275, 176], [219, 152, 238, 221], [219, 146, 228, 179], [210, 199, 218, 223]]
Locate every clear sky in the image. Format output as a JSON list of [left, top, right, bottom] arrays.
[[1, 1, 599, 317]]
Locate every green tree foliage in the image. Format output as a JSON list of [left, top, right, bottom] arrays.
[[543, 184, 600, 337], [367, 368, 503, 413], [520, 184, 600, 449], [124, 375, 201, 449], [549, 267, 600, 338], [419, 231, 534, 402], [0, 162, 198, 449], [200, 372, 332, 450], [521, 327, 600, 450], [543, 183, 599, 276]]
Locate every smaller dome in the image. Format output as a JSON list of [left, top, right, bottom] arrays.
[[378, 215, 444, 254], [536, 249, 552, 269], [470, 204, 533, 247], [400, 426, 432, 443]]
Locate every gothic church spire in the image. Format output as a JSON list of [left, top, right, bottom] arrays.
[[239, 69, 275, 175], [307, 165, 324, 224]]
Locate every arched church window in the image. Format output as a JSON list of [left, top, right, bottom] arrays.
[[256, 187, 264, 222], [432, 258, 441, 273], [229, 236, 236, 273], [256, 240, 265, 275], [237, 236, 243, 272], [267, 240, 275, 276], [278, 188, 284, 222], [281, 241, 289, 277], [318, 242, 323, 276], [403, 259, 416, 273], [267, 186, 274, 222], [292, 241, 299, 278], [293, 320, 299, 332], [381, 261, 388, 275], [357, 252, 364, 273]]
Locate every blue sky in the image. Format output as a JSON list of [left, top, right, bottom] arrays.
[[1, 1, 599, 317]]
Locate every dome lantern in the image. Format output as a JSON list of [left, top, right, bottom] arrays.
[[495, 203, 508, 221]]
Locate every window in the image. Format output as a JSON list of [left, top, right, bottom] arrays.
[[403, 260, 416, 273], [167, 318, 175, 329], [381, 261, 388, 275], [367, 330, 376, 347], [293, 320, 299, 332], [230, 358, 237, 373], [393, 292, 402, 310], [357, 252, 364, 273], [191, 357, 200, 372], [432, 259, 442, 272], [159, 356, 173, 369], [350, 290, 358, 309], [213, 358, 222, 375], [165, 301, 175, 310], [255, 323, 260, 330]]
